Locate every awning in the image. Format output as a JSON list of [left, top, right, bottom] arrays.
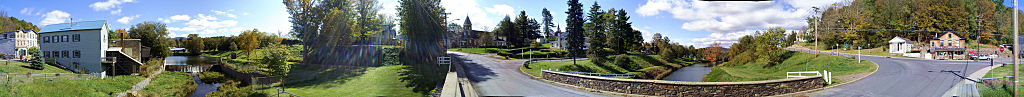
[[931, 48, 966, 52]]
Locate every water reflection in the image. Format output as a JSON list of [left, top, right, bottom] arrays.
[[662, 63, 714, 82]]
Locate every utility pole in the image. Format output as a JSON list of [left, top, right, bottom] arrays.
[[1014, 0, 1019, 96]]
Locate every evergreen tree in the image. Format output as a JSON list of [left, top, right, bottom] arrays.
[[585, 2, 607, 63], [515, 11, 541, 48], [542, 8, 555, 42], [565, 0, 586, 65]]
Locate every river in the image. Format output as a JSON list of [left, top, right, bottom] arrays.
[[165, 56, 223, 97], [662, 63, 714, 82]]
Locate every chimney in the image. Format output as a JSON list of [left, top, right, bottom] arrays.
[[69, 18, 74, 29]]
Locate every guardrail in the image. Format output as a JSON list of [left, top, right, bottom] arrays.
[[544, 69, 636, 78]]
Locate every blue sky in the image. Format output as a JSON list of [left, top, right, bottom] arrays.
[[2, 0, 1022, 47], [0, 0, 291, 38]]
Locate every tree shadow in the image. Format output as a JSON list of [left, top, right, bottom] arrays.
[[593, 62, 623, 74], [451, 54, 497, 83], [281, 64, 366, 88]]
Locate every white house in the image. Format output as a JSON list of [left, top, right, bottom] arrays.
[[550, 30, 566, 49], [0, 30, 38, 59], [888, 37, 914, 53], [38, 20, 110, 73]]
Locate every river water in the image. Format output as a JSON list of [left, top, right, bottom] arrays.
[[662, 63, 714, 82], [165, 56, 223, 97]]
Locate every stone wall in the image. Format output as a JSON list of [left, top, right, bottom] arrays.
[[541, 71, 824, 96]]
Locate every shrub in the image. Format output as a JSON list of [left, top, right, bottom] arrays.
[[613, 54, 634, 70], [199, 72, 228, 83], [382, 47, 403, 66], [140, 59, 164, 77], [640, 66, 672, 79], [207, 80, 268, 97]]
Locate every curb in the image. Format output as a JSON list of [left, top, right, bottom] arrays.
[[770, 49, 882, 97]]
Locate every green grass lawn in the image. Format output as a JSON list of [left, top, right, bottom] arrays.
[[521, 55, 688, 79], [0, 61, 71, 74], [796, 42, 915, 58], [703, 52, 877, 82], [978, 64, 1023, 97], [275, 65, 425, 97], [446, 48, 505, 54], [1, 75, 145, 96], [140, 72, 196, 97]]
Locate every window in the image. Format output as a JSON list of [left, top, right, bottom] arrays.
[[62, 35, 69, 42], [63, 50, 69, 58], [73, 34, 80, 42], [41, 36, 48, 43], [53, 51, 59, 58], [73, 50, 80, 58], [43, 51, 48, 58]]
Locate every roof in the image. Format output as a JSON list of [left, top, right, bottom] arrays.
[[39, 20, 107, 34], [889, 37, 906, 43], [931, 32, 966, 40]]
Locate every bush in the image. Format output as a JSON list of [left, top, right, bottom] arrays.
[[640, 66, 672, 79], [199, 72, 228, 83], [626, 72, 646, 79], [382, 47, 403, 66], [207, 80, 268, 97], [613, 54, 635, 70], [141, 59, 164, 77]]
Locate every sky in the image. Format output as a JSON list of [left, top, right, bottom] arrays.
[[1, 0, 1023, 48], [0, 0, 291, 38]]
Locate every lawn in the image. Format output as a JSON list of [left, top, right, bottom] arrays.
[[978, 64, 1022, 97], [703, 52, 877, 82], [796, 42, 914, 58], [140, 72, 196, 97], [0, 61, 71, 74], [275, 65, 425, 97], [1, 75, 145, 96], [521, 55, 689, 79], [446, 48, 505, 54]]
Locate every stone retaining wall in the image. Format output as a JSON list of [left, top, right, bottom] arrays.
[[542, 71, 824, 96]]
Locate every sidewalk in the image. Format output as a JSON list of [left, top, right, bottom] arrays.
[[942, 64, 1000, 97]]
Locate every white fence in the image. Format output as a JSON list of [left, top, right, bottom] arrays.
[[786, 70, 832, 84]]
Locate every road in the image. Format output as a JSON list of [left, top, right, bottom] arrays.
[[449, 52, 601, 97], [789, 48, 1000, 97]]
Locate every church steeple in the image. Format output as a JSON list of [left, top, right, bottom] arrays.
[[463, 16, 472, 30]]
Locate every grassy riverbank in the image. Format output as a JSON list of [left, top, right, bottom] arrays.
[[703, 52, 877, 82], [140, 72, 197, 97]]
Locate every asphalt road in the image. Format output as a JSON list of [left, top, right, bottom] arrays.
[[449, 52, 601, 97], [789, 49, 999, 97]]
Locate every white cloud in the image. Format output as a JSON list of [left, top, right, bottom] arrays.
[[40, 10, 70, 26], [211, 10, 237, 18], [89, 0, 135, 14], [19, 8, 32, 15], [636, 0, 674, 16], [485, 5, 516, 18], [110, 9, 122, 14], [637, 0, 842, 47], [116, 15, 140, 24], [690, 30, 759, 48], [442, 0, 514, 30], [167, 14, 238, 35], [169, 15, 191, 22]]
